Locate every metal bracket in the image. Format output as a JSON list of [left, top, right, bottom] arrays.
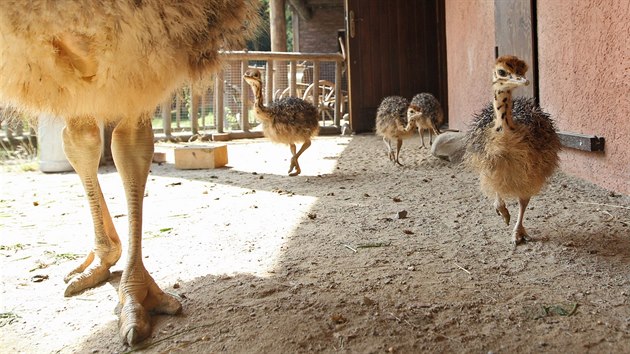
[[557, 131, 605, 152]]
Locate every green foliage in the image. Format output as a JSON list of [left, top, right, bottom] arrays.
[[248, 0, 293, 51]]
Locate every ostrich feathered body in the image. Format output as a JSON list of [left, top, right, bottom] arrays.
[[257, 96, 319, 145], [375, 96, 413, 140], [0, 0, 259, 121], [466, 97, 561, 199], [409, 93, 443, 129]]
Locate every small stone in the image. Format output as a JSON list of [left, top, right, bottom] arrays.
[[397, 210, 408, 219]]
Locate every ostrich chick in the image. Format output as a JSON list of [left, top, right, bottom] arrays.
[[243, 69, 319, 176], [406, 93, 444, 148], [375, 96, 414, 165], [466, 55, 561, 245]]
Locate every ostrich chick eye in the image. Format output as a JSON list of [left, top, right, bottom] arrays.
[[497, 69, 507, 77]]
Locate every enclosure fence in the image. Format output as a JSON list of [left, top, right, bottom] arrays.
[[153, 50, 348, 141], [0, 49, 347, 149]]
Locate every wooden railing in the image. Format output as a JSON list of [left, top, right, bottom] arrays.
[[154, 49, 347, 141], [0, 50, 347, 149]]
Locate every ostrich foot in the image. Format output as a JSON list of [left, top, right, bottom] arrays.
[[117, 268, 182, 345], [64, 248, 121, 296], [494, 200, 510, 225], [387, 150, 395, 161], [288, 157, 301, 176], [511, 225, 532, 246]]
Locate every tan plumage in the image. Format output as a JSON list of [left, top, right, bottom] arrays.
[[0, 0, 259, 345], [375, 96, 414, 165], [243, 69, 319, 176], [406, 93, 444, 148], [465, 55, 561, 245]]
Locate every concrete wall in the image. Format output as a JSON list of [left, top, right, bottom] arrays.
[[444, 0, 495, 131], [445, 0, 629, 194], [537, 0, 630, 194]]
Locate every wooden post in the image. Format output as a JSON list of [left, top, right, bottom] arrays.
[[289, 60, 297, 97], [175, 91, 181, 130], [215, 70, 224, 133], [334, 61, 342, 126], [270, 0, 288, 98], [200, 90, 207, 130], [191, 90, 199, 135], [266, 61, 274, 105], [312, 61, 320, 120], [241, 60, 249, 132], [161, 99, 172, 138]]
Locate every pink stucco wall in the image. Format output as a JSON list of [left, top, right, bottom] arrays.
[[537, 0, 630, 194], [444, 0, 495, 131], [445, 0, 629, 195]]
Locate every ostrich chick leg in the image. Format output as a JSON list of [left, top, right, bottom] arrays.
[[62, 118, 122, 296], [383, 137, 395, 161], [111, 117, 181, 345], [288, 140, 312, 176], [419, 129, 427, 149], [494, 193, 511, 225], [395, 138, 404, 166], [512, 197, 532, 245]]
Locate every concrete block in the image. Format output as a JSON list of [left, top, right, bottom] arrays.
[[174, 144, 228, 169], [152, 152, 167, 164]]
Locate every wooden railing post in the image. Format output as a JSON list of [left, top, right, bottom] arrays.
[[312, 61, 320, 117], [161, 99, 172, 138], [265, 60, 274, 105], [334, 60, 342, 126], [240, 60, 249, 132], [215, 70, 225, 133], [289, 60, 297, 97], [191, 90, 199, 135]]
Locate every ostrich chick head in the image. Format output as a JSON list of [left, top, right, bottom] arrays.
[[493, 55, 530, 90], [243, 69, 263, 91]]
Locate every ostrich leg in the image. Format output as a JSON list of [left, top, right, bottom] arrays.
[[111, 116, 181, 345], [288, 139, 312, 176], [382, 137, 395, 161], [494, 193, 511, 226], [512, 197, 532, 245], [62, 118, 122, 296], [394, 138, 403, 166]]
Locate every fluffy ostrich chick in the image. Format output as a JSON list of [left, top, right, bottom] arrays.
[[375, 96, 414, 165], [0, 0, 259, 345], [406, 93, 444, 148], [466, 55, 561, 245], [243, 69, 319, 176]]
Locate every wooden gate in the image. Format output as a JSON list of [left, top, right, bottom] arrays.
[[344, 0, 447, 133]]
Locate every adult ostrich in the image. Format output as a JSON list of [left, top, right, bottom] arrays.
[[0, 0, 259, 345]]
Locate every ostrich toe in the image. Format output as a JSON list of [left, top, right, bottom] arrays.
[[494, 200, 510, 225], [64, 247, 121, 296], [511, 225, 531, 246], [288, 157, 301, 176], [117, 268, 182, 345]]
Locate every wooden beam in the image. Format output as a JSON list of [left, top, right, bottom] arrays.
[[557, 131, 605, 152], [287, 0, 312, 20]]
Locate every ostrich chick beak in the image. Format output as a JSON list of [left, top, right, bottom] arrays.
[[512, 75, 530, 87]]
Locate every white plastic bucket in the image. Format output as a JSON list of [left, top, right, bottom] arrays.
[[38, 114, 73, 173]]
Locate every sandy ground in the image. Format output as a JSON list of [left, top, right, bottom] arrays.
[[1, 134, 629, 353]]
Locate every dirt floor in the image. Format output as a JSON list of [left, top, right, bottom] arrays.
[[1, 134, 629, 353]]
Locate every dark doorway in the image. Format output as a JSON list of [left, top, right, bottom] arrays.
[[344, 0, 447, 133], [494, 0, 538, 99]]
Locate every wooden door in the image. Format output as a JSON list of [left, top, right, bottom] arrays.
[[495, 0, 537, 98], [345, 0, 447, 133]]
